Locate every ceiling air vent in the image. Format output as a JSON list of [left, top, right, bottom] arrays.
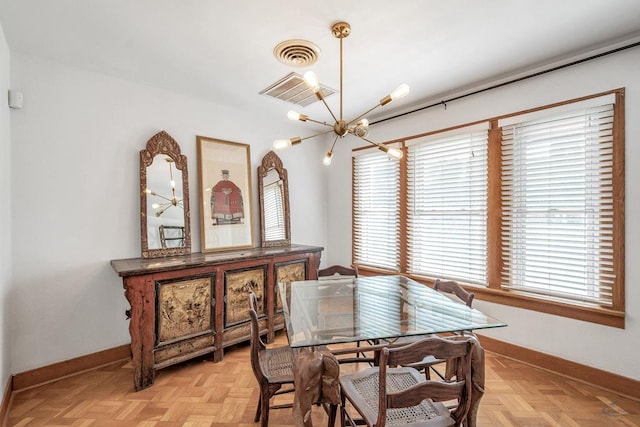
[[259, 72, 335, 107], [274, 39, 320, 67]]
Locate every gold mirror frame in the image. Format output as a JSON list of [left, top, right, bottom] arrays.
[[140, 130, 191, 258], [258, 151, 291, 247]]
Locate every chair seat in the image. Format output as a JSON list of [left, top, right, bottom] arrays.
[[259, 345, 295, 384], [340, 367, 454, 427]]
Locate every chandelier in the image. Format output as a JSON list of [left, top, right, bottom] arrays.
[[273, 21, 409, 165], [145, 158, 183, 217]]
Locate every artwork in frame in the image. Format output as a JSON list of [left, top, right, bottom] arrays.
[[197, 136, 254, 252]]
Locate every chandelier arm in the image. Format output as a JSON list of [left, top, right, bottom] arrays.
[[358, 136, 404, 159], [347, 103, 383, 127], [330, 134, 339, 152], [155, 205, 173, 217], [148, 192, 174, 203], [299, 128, 336, 142], [358, 135, 385, 149], [339, 35, 343, 121], [317, 92, 339, 123], [304, 117, 335, 128]]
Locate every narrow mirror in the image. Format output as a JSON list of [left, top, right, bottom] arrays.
[[258, 151, 290, 247], [140, 131, 191, 258]]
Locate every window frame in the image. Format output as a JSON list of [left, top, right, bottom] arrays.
[[352, 89, 625, 328]]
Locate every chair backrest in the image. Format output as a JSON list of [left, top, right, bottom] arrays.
[[434, 279, 474, 307], [248, 292, 267, 382], [378, 335, 474, 426], [317, 265, 357, 280]]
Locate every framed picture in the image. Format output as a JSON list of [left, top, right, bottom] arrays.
[[197, 136, 254, 252]]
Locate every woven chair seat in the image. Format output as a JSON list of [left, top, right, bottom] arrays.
[[340, 367, 453, 426], [259, 345, 295, 383]]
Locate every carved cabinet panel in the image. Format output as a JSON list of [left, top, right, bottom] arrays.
[[111, 244, 322, 391]]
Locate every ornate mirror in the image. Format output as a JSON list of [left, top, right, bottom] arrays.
[[140, 130, 191, 258], [258, 151, 291, 247]]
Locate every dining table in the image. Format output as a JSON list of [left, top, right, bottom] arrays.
[[278, 274, 507, 427]]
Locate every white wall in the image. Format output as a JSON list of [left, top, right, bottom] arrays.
[[0, 21, 11, 391], [327, 47, 640, 380], [8, 53, 327, 374]]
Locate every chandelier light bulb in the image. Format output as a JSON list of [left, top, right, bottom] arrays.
[[152, 203, 160, 209], [303, 71, 321, 93], [387, 147, 404, 159], [323, 151, 333, 166], [390, 84, 410, 101], [170, 180, 176, 189], [287, 110, 301, 120], [287, 110, 308, 122], [273, 139, 292, 150]]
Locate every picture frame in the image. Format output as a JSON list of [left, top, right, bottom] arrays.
[[197, 136, 254, 252]]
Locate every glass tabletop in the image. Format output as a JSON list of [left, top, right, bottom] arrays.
[[279, 275, 507, 348]]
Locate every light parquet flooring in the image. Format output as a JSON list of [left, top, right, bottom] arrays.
[[6, 333, 640, 427]]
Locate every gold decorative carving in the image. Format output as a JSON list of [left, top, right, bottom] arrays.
[[157, 277, 212, 344], [225, 268, 266, 326], [275, 261, 306, 312]]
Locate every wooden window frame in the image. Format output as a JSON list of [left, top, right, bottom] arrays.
[[353, 88, 625, 328]]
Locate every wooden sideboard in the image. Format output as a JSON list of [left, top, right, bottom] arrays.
[[111, 244, 323, 390]]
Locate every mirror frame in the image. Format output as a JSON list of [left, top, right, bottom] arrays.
[[140, 130, 191, 258], [258, 150, 291, 247]]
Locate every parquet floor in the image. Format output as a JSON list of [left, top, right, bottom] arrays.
[[6, 333, 640, 426]]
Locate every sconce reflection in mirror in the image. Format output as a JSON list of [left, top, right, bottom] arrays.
[[145, 158, 184, 217]]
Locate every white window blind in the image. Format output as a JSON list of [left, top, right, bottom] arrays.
[[263, 181, 285, 241], [406, 129, 488, 284], [352, 149, 401, 271], [500, 102, 615, 306]]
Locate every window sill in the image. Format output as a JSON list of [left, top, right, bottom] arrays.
[[357, 268, 625, 329], [469, 286, 624, 329]]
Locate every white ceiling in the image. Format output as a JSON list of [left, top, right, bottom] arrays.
[[2, 0, 640, 124]]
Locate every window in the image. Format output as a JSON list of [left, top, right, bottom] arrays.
[[406, 126, 488, 284], [352, 147, 401, 271], [499, 97, 616, 307], [351, 90, 625, 327]]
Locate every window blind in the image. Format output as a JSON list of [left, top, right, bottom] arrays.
[[406, 130, 488, 284], [352, 149, 401, 271], [263, 181, 285, 241], [500, 103, 615, 306]]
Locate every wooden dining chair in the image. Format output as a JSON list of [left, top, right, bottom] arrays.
[[434, 278, 475, 308], [249, 292, 338, 427], [389, 279, 475, 380], [339, 335, 474, 427], [248, 292, 296, 427], [317, 265, 374, 365], [317, 265, 358, 280]]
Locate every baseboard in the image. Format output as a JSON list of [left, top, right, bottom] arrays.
[[478, 334, 640, 401], [0, 376, 12, 427], [7, 338, 640, 402], [12, 344, 131, 392]]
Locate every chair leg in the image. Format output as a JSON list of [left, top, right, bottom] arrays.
[[254, 395, 262, 422], [327, 403, 337, 427], [260, 388, 270, 427]]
